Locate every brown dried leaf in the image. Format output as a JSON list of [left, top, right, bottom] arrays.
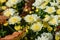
[[0, 15, 7, 24], [0, 28, 26, 40], [20, 0, 35, 16]]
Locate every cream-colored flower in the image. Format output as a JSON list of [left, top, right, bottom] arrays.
[[33, 0, 44, 8], [44, 6, 56, 14], [3, 8, 15, 17], [33, 0, 49, 9], [43, 15, 50, 22], [48, 15, 58, 25], [24, 14, 40, 23], [39, 1, 48, 9], [6, 2, 13, 7], [9, 0, 21, 4], [50, 2, 58, 6], [8, 16, 21, 24], [40, 2, 48, 9], [30, 22, 43, 32], [6, 0, 22, 7]]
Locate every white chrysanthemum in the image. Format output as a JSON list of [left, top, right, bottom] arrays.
[[50, 2, 58, 6], [41, 33, 53, 40], [44, 6, 56, 14], [8, 16, 21, 24], [24, 14, 40, 23], [6, 0, 22, 7], [3, 8, 16, 17], [43, 15, 50, 22], [35, 33, 53, 40], [48, 15, 58, 25], [35, 36, 48, 40], [30, 22, 43, 32]]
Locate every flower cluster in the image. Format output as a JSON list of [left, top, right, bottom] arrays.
[[0, 0, 60, 40]]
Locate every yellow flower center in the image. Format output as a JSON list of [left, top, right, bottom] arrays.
[[47, 7, 53, 13], [27, 16, 34, 22], [47, 26, 53, 32], [43, 22, 49, 28], [32, 24, 40, 31], [11, 18, 17, 23]]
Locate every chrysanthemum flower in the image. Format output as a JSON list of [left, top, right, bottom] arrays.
[[24, 14, 40, 23], [3, 8, 16, 17], [44, 6, 56, 14], [30, 22, 43, 32], [8, 16, 21, 24]]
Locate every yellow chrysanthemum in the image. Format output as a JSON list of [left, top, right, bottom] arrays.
[[43, 22, 49, 28], [14, 25, 22, 31], [56, 9, 60, 15], [47, 26, 53, 32], [55, 35, 60, 40], [0, 0, 6, 3], [1, 6, 7, 10], [4, 22, 8, 26], [26, 29, 28, 33]]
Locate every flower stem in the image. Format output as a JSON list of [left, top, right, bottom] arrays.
[[8, 26, 15, 32]]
